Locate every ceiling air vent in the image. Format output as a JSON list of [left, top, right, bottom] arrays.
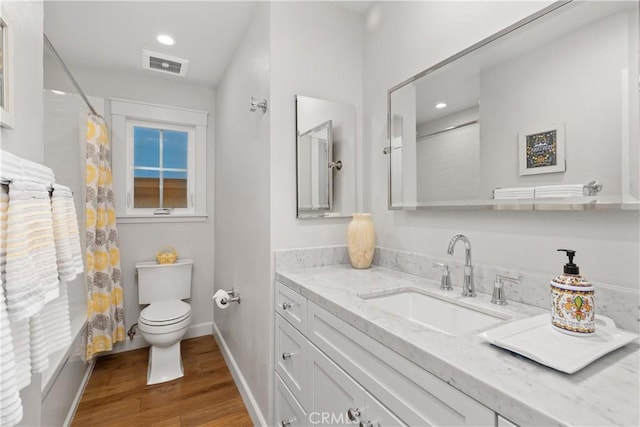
[[142, 49, 190, 77]]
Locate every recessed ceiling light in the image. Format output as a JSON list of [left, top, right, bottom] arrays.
[[50, 90, 66, 95], [435, 102, 447, 109], [157, 34, 174, 46]]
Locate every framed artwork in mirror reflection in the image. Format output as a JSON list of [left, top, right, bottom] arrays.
[[519, 123, 565, 175]]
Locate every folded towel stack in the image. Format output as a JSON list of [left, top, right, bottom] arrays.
[[535, 184, 585, 198], [494, 187, 535, 199]]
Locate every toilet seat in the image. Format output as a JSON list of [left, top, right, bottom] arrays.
[[140, 300, 191, 327]]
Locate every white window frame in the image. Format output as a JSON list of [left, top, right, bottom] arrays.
[[111, 98, 208, 223], [126, 120, 195, 216]]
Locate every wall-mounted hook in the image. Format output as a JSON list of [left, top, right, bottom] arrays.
[[250, 96, 268, 113], [328, 160, 342, 171]]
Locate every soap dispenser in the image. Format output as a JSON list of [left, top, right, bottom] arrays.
[[551, 249, 595, 335]]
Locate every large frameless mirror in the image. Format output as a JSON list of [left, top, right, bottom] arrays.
[[296, 95, 356, 218], [387, 1, 639, 211]]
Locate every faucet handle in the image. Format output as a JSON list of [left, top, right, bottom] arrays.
[[491, 275, 520, 305], [433, 263, 453, 291]]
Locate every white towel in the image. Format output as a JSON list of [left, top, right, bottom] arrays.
[[41, 281, 72, 356], [2, 185, 34, 387], [494, 187, 535, 199], [0, 149, 55, 185], [51, 185, 83, 281], [0, 279, 24, 427], [4, 181, 58, 320], [535, 184, 585, 198], [28, 314, 49, 375], [8, 319, 31, 391]]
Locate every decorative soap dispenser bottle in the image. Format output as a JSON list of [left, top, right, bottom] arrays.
[[551, 249, 595, 336]]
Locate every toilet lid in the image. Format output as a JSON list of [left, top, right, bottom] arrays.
[[140, 300, 191, 324]]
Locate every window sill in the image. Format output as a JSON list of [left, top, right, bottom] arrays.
[[116, 214, 208, 224]]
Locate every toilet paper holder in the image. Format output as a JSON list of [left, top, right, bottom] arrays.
[[221, 288, 241, 305]]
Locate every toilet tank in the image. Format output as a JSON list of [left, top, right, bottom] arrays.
[[136, 259, 193, 304]]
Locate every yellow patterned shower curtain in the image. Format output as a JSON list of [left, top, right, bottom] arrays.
[[85, 115, 125, 359]]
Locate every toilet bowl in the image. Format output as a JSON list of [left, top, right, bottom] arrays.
[[138, 299, 192, 385]]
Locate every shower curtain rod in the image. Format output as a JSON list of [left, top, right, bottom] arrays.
[[43, 34, 101, 118]]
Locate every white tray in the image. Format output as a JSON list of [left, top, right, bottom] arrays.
[[479, 314, 638, 374]]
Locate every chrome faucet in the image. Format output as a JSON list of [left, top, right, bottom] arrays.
[[447, 234, 475, 297]]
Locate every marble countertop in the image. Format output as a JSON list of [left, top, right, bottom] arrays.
[[276, 264, 639, 427]]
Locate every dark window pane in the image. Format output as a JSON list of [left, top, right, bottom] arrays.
[[163, 171, 187, 208], [163, 130, 188, 169], [134, 127, 160, 168], [134, 177, 160, 208]]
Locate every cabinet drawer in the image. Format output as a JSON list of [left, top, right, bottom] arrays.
[[276, 313, 309, 409], [308, 343, 406, 427], [307, 301, 494, 426], [275, 373, 308, 427], [276, 282, 307, 334]]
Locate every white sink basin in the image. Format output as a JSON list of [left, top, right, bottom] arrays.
[[360, 289, 510, 336]]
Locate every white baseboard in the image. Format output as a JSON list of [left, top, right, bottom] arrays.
[[109, 321, 213, 354], [64, 358, 95, 427], [213, 322, 267, 427]]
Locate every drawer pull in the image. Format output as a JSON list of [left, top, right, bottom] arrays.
[[347, 408, 361, 422], [281, 418, 294, 427], [282, 352, 292, 360], [282, 302, 292, 310]]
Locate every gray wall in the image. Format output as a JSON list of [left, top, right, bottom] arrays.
[[363, 1, 639, 291]]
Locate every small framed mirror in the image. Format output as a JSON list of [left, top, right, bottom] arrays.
[[296, 95, 356, 218]]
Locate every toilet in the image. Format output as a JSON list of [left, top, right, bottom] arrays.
[[135, 258, 193, 385]]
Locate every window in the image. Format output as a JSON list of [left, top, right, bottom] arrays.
[[128, 121, 194, 213], [111, 98, 208, 222]]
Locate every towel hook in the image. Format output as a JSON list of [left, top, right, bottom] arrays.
[[250, 97, 268, 113]]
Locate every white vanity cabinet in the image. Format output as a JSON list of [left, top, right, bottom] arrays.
[[274, 281, 496, 427]]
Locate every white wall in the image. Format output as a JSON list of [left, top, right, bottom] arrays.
[[270, 1, 364, 249], [363, 1, 639, 291], [44, 59, 216, 341], [0, 2, 44, 425], [1, 1, 43, 162], [214, 3, 271, 425]]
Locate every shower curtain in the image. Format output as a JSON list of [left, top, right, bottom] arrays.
[[85, 115, 125, 359]]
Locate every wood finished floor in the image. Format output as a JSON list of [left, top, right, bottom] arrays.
[[72, 336, 253, 427]]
